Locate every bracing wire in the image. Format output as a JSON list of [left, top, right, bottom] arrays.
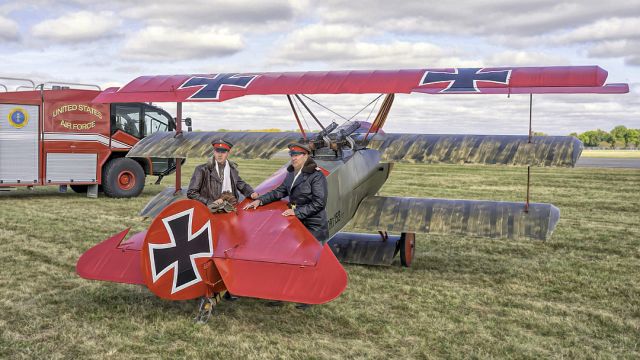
[[301, 94, 348, 121], [301, 93, 385, 125], [293, 96, 312, 133], [346, 94, 384, 121], [365, 95, 382, 122]]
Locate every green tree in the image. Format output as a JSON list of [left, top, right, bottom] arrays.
[[628, 128, 640, 147], [578, 129, 610, 147], [610, 125, 629, 147]]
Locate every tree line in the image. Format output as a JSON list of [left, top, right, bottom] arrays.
[[569, 126, 640, 148]]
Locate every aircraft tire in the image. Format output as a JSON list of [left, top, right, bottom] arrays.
[[102, 158, 145, 198], [399, 232, 415, 267]]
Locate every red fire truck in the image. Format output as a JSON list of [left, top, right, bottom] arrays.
[[0, 78, 183, 198]]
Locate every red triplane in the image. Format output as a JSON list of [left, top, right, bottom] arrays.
[[0, 78, 186, 197], [71, 67, 627, 320]]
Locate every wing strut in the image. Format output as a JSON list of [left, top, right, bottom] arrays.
[[175, 102, 183, 193], [364, 93, 395, 142], [287, 95, 307, 139], [525, 93, 533, 213], [294, 94, 326, 131]]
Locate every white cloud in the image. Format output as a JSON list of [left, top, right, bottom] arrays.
[[122, 26, 244, 61], [122, 0, 296, 27], [316, 1, 640, 37], [483, 50, 569, 66], [271, 24, 475, 68], [31, 11, 121, 42], [554, 17, 640, 44], [0, 15, 19, 41], [586, 40, 640, 66]]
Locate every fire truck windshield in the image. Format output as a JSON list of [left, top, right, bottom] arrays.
[[111, 103, 174, 138]]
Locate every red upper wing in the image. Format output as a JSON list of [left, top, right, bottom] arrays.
[[93, 66, 628, 103]]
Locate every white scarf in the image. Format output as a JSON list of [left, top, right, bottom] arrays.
[[215, 160, 232, 193]]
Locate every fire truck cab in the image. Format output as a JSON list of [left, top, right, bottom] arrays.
[[0, 80, 181, 198]]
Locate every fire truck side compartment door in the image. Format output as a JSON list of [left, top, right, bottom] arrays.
[[46, 153, 97, 183], [0, 104, 39, 184]]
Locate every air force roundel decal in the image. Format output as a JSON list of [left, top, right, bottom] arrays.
[[141, 199, 215, 300]]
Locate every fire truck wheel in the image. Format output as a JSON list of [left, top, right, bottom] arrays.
[[70, 185, 89, 193], [102, 158, 145, 198], [399, 232, 415, 267]]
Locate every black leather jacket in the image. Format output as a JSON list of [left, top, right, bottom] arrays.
[[187, 160, 254, 205], [259, 158, 329, 242]]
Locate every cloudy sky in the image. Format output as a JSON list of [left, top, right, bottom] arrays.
[[1, 0, 639, 135]]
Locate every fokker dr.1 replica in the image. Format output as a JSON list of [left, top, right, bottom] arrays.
[[77, 66, 628, 318]]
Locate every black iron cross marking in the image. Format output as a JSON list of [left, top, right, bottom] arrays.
[[420, 68, 511, 92], [179, 73, 258, 100], [149, 209, 213, 293]]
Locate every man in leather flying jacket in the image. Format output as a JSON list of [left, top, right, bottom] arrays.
[[243, 142, 329, 243], [187, 138, 259, 208]]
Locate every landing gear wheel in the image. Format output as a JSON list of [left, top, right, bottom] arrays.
[[399, 232, 415, 267], [102, 158, 145, 198], [194, 293, 221, 324], [69, 185, 89, 193]]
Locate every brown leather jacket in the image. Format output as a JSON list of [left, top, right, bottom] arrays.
[[187, 160, 254, 205]]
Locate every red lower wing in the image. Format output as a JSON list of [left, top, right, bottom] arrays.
[[215, 245, 347, 304]]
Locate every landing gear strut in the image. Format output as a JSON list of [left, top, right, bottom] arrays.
[[194, 293, 221, 323]]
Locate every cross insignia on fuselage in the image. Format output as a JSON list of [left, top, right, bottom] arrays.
[[148, 208, 213, 294], [179, 73, 258, 100], [419, 68, 511, 93]]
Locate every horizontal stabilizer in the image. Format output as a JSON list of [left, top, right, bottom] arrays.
[[351, 196, 560, 240], [76, 229, 146, 284], [127, 131, 300, 159], [369, 134, 582, 167]]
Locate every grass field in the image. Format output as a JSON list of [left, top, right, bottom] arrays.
[[1, 160, 639, 359], [581, 149, 640, 158]]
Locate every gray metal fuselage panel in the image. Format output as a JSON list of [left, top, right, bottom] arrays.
[[315, 149, 391, 239]]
